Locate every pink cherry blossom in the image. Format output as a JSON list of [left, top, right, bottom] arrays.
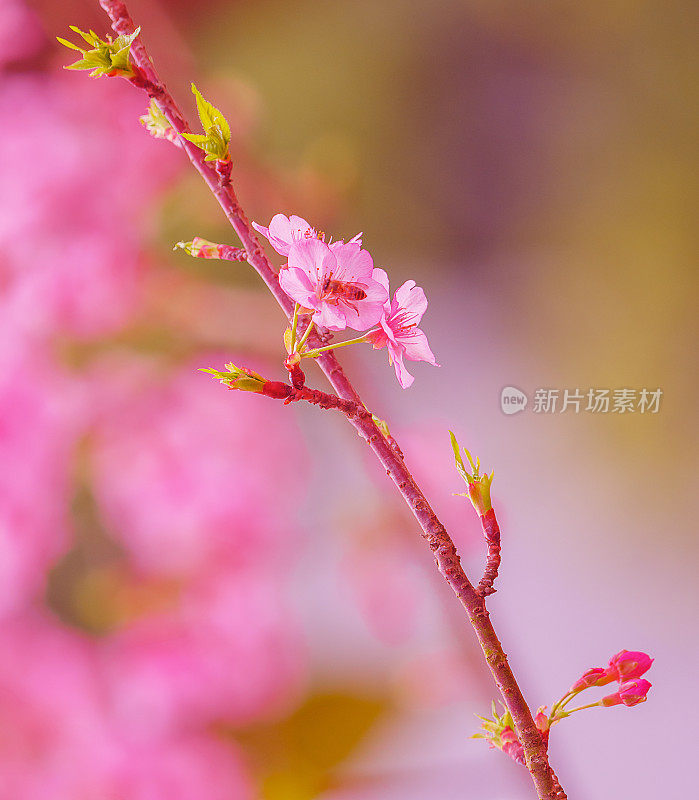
[[279, 238, 387, 331], [601, 678, 652, 707], [606, 650, 654, 682], [253, 213, 361, 257], [368, 269, 438, 388], [253, 213, 321, 256]]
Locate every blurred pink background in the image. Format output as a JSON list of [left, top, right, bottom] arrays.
[[1, 0, 696, 797]]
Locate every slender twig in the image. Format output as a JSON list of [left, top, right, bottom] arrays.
[[477, 508, 502, 596], [94, 4, 563, 796]]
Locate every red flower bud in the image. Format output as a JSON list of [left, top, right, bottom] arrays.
[[534, 708, 550, 733], [606, 650, 654, 682], [500, 728, 525, 765], [601, 678, 652, 707], [570, 667, 614, 692]]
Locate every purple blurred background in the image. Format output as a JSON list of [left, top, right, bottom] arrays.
[[1, 0, 696, 797]]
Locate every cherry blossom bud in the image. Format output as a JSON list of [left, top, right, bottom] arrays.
[[284, 354, 305, 390], [601, 678, 652, 707], [606, 650, 654, 682], [57, 26, 140, 79], [534, 707, 550, 733], [500, 728, 525, 765], [450, 431, 494, 515], [140, 100, 182, 146], [200, 363, 267, 393], [570, 667, 614, 692]]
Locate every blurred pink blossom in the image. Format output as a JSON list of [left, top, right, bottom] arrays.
[[114, 735, 253, 800], [344, 541, 423, 645], [0, 614, 253, 800], [102, 569, 305, 737], [0, 614, 117, 799], [0, 75, 178, 338], [0, 336, 82, 616], [0, 0, 43, 68], [90, 355, 308, 578]]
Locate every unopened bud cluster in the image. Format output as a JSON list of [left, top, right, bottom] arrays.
[[474, 702, 549, 766], [476, 650, 653, 766], [568, 650, 654, 708]]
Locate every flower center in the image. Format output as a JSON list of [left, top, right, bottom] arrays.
[[390, 309, 418, 334]]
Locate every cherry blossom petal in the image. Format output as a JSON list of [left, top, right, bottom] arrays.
[[389, 345, 415, 388], [342, 298, 385, 331], [253, 214, 315, 256], [360, 276, 390, 304], [402, 329, 439, 365], [330, 241, 374, 282], [372, 268, 390, 301], [394, 280, 428, 320], [288, 238, 335, 284], [313, 302, 347, 331], [278, 266, 317, 309]]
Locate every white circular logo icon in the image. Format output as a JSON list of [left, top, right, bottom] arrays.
[[500, 386, 528, 415]]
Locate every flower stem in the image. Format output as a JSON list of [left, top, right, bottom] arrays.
[[302, 331, 374, 358], [562, 701, 602, 715], [550, 690, 577, 720], [290, 303, 300, 353], [95, 5, 565, 797], [295, 320, 315, 352]]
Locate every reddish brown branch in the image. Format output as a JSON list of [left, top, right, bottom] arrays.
[[94, 4, 564, 796], [477, 508, 502, 597]]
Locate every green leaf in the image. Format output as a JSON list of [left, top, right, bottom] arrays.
[[191, 83, 230, 140], [191, 83, 216, 131], [180, 133, 209, 144], [185, 84, 231, 161]]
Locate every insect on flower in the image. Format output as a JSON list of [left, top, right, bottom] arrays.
[[321, 277, 368, 302]]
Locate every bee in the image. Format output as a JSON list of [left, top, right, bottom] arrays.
[[321, 277, 368, 302]]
